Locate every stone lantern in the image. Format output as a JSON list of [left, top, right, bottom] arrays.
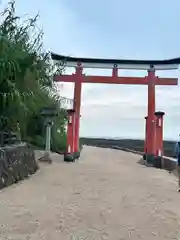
[[40, 106, 58, 163]]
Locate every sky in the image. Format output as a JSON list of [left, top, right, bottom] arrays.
[[1, 0, 180, 140]]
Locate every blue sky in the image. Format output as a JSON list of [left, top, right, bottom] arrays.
[[1, 0, 180, 140]]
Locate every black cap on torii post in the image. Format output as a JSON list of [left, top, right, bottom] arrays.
[[155, 111, 165, 117]]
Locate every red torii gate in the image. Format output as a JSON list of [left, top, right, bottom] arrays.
[[51, 53, 179, 164]]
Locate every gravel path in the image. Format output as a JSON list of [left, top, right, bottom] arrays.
[[0, 146, 180, 240]]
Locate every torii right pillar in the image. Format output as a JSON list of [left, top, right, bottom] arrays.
[[146, 68, 156, 164], [73, 63, 83, 159]]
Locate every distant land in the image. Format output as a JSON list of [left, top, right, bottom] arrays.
[[80, 136, 177, 142], [80, 137, 176, 158]]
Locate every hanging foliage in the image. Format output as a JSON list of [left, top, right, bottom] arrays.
[[0, 0, 68, 151]]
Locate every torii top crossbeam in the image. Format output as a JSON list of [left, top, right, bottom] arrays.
[[51, 53, 179, 85], [51, 52, 180, 70]]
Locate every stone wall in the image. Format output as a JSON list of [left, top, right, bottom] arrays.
[[0, 143, 39, 189]]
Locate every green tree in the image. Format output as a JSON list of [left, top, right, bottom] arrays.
[[0, 0, 67, 151]]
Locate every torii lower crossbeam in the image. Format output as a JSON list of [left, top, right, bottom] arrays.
[[54, 75, 177, 85]]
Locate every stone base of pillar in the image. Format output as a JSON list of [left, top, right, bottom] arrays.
[[64, 153, 75, 162], [39, 152, 52, 164], [154, 156, 162, 169], [74, 151, 80, 160], [145, 153, 155, 167]]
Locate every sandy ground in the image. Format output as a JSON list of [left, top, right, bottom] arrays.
[[0, 146, 180, 240]]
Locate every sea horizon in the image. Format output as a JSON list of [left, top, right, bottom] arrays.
[[80, 135, 177, 142]]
